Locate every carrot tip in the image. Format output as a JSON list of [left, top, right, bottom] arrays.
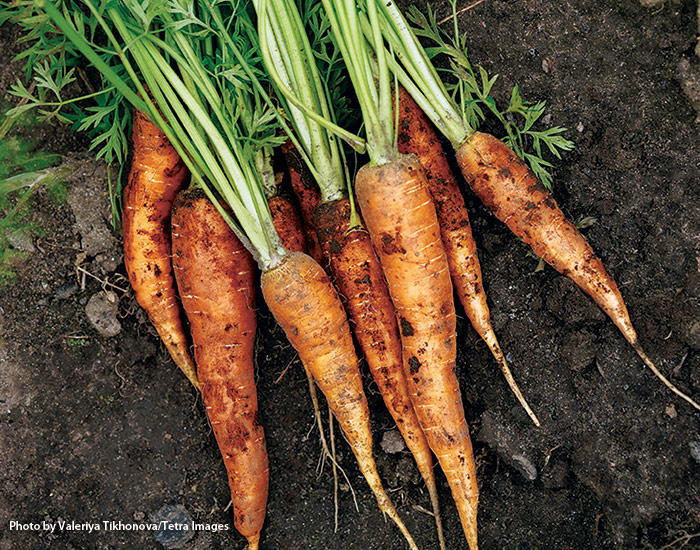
[[633, 344, 700, 411], [483, 333, 541, 426]]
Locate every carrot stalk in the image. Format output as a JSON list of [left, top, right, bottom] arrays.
[[122, 108, 199, 390], [261, 251, 419, 550], [171, 189, 268, 547], [457, 132, 700, 411], [396, 87, 540, 426], [356, 155, 479, 550], [314, 198, 447, 550]]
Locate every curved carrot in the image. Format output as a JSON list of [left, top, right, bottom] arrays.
[[122, 108, 199, 390], [171, 189, 268, 549], [457, 131, 700, 411], [356, 155, 479, 550], [396, 88, 539, 426], [261, 251, 418, 550], [314, 198, 446, 550], [281, 140, 324, 264]]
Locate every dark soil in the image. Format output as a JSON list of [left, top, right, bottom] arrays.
[[2, 1, 700, 549]]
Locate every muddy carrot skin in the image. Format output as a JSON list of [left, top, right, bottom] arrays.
[[171, 189, 268, 549], [268, 194, 308, 254], [314, 198, 446, 550], [356, 155, 479, 550], [396, 88, 539, 426], [457, 131, 700, 410], [122, 108, 199, 390], [281, 140, 324, 264], [261, 251, 418, 550]]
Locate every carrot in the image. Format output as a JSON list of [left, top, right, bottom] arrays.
[[171, 189, 268, 549], [261, 251, 418, 550], [267, 193, 308, 254], [122, 108, 199, 390], [314, 197, 446, 550], [396, 87, 540, 426], [281, 140, 324, 264], [356, 155, 479, 550], [456, 132, 700, 411]]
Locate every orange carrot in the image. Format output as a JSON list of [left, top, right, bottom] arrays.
[[281, 140, 324, 264], [396, 87, 539, 426], [261, 251, 418, 550], [314, 198, 446, 550], [122, 108, 199, 390], [457, 132, 700, 411], [356, 155, 479, 550], [268, 193, 308, 254], [171, 189, 268, 549]]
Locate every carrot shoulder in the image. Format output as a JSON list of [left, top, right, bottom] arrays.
[[396, 88, 539, 426], [261, 251, 418, 550], [356, 155, 479, 550], [457, 131, 700, 411], [171, 189, 268, 549], [122, 108, 199, 390]]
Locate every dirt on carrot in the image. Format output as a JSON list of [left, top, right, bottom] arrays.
[[261, 250, 419, 550], [396, 87, 539, 426], [122, 108, 199, 390], [356, 155, 479, 550], [171, 188, 268, 549], [314, 197, 447, 549], [457, 131, 700, 411]]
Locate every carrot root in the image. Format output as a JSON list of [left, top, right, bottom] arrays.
[[123, 108, 199, 390], [356, 155, 479, 550], [396, 87, 536, 426], [172, 189, 268, 544], [482, 329, 540, 426], [315, 197, 447, 548], [633, 344, 700, 411], [261, 252, 418, 550], [458, 131, 700, 412]]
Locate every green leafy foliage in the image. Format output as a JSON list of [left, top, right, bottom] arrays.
[[1, 0, 129, 224], [406, 0, 574, 189]]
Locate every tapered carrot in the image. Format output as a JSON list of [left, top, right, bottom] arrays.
[[315, 198, 446, 550], [457, 132, 700, 411], [356, 155, 479, 550], [261, 251, 418, 550], [396, 87, 539, 426], [122, 108, 199, 390], [171, 189, 268, 549]]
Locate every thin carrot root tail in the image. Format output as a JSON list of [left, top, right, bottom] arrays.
[[168, 346, 200, 391], [632, 343, 700, 411], [371, 484, 419, 550], [424, 474, 447, 550], [481, 330, 540, 426]]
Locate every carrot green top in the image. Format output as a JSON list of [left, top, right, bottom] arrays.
[[35, 0, 287, 270]]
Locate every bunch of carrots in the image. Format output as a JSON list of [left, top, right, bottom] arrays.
[[4, 0, 699, 548]]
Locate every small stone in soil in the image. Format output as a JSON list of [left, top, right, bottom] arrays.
[[151, 504, 195, 549], [55, 283, 78, 301], [511, 454, 538, 481], [690, 441, 700, 465], [85, 291, 121, 337], [7, 230, 36, 253], [380, 430, 406, 454]]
